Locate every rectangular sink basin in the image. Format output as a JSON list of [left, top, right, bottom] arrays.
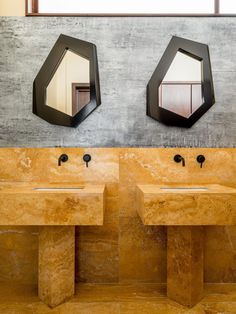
[[34, 187, 84, 191], [160, 187, 208, 191], [136, 184, 236, 226], [0, 183, 105, 226]]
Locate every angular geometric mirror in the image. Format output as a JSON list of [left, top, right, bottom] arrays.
[[33, 34, 101, 127], [147, 36, 215, 128]]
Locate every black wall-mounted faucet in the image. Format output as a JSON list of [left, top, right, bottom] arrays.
[[58, 154, 69, 166], [174, 154, 185, 167], [196, 155, 205, 168]]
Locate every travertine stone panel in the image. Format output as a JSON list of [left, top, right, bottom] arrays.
[[204, 226, 236, 283], [119, 216, 167, 283], [0, 226, 38, 284], [75, 149, 120, 283], [119, 148, 168, 283], [1, 282, 236, 313], [76, 221, 119, 283], [167, 226, 204, 307], [38, 226, 75, 308]]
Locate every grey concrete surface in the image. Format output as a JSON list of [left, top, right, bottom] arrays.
[[0, 17, 235, 147]]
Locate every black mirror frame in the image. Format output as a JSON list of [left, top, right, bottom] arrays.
[[147, 36, 215, 128], [33, 34, 101, 127]]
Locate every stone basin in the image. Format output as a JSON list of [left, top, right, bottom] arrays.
[[136, 184, 236, 226], [34, 187, 84, 190], [0, 182, 105, 226], [160, 187, 208, 191]]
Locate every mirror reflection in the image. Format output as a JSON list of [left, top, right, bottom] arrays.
[[46, 50, 90, 117], [159, 51, 203, 118]]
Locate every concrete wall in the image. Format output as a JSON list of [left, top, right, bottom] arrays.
[[0, 17, 235, 147]]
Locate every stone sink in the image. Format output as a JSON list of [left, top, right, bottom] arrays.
[[0, 182, 105, 308], [136, 184, 236, 308], [136, 184, 236, 225], [0, 182, 105, 225]]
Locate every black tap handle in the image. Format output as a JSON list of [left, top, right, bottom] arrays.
[[196, 155, 205, 168], [83, 154, 91, 167]]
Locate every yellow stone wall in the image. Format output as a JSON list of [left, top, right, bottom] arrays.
[[0, 148, 235, 284], [0, 0, 25, 16]]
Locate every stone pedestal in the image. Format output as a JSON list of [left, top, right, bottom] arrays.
[[167, 226, 204, 307], [38, 226, 75, 308]]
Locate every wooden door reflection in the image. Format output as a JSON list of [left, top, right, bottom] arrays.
[[159, 81, 202, 118], [72, 83, 90, 117]]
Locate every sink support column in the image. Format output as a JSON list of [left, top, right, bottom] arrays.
[[167, 226, 204, 307], [38, 226, 75, 308]]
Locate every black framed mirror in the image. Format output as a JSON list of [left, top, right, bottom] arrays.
[[33, 34, 101, 127], [147, 36, 215, 127]]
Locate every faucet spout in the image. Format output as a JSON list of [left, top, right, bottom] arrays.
[[58, 154, 69, 166], [174, 154, 185, 167]]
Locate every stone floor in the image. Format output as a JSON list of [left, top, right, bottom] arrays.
[[0, 283, 236, 313]]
